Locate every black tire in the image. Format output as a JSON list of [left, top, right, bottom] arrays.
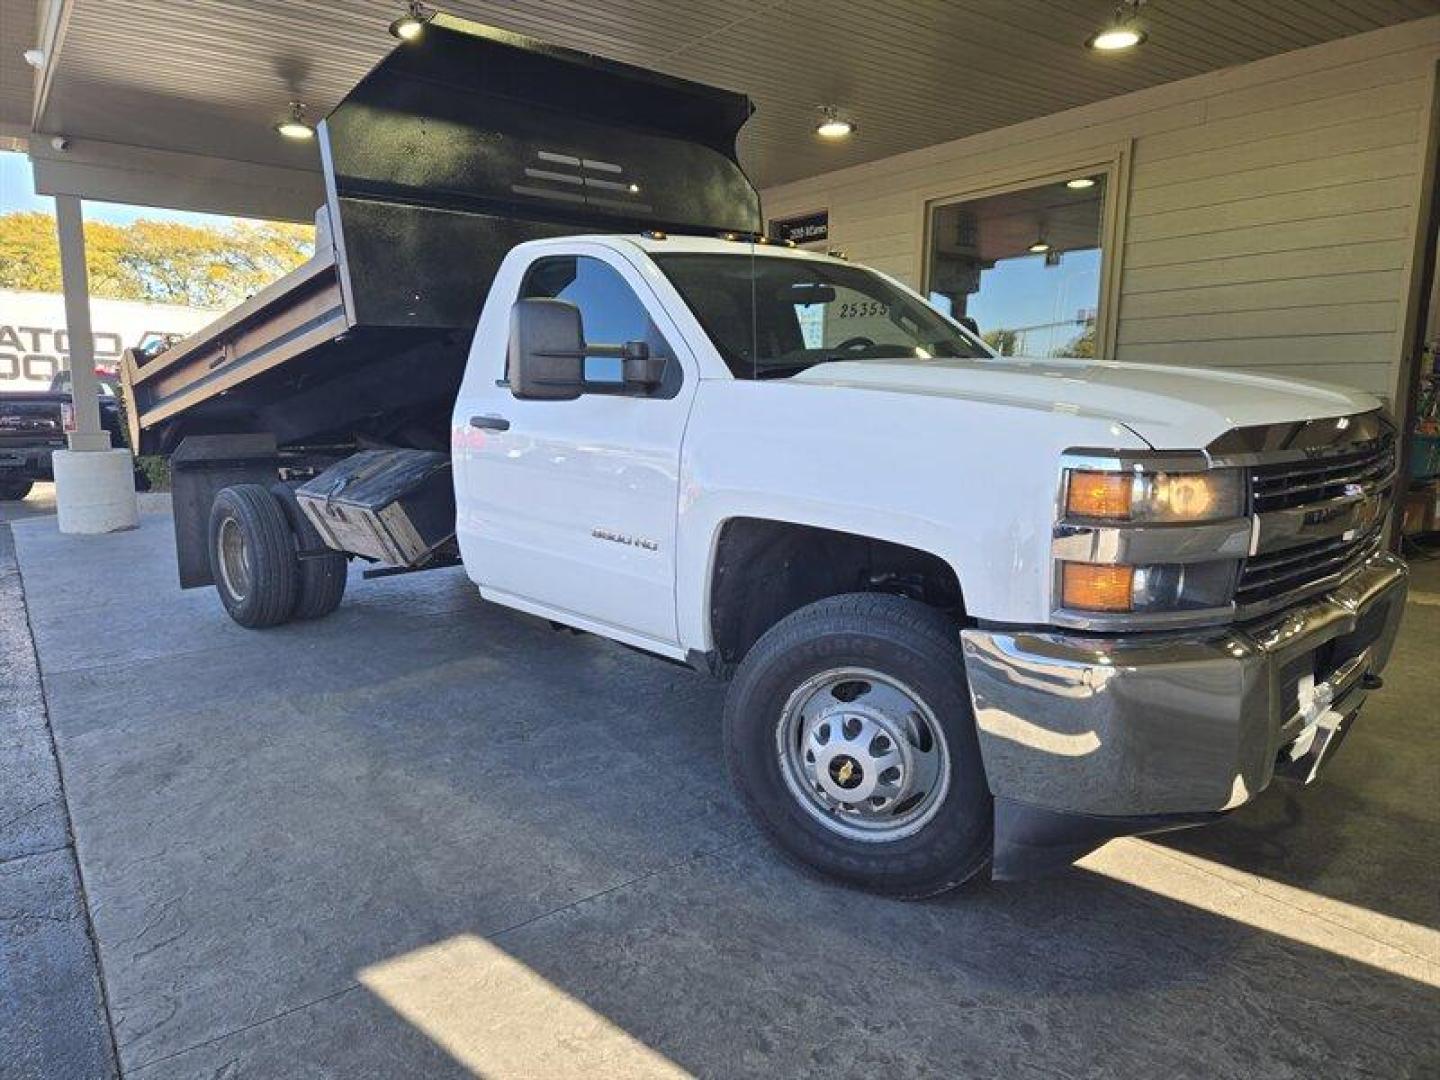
[[723, 593, 991, 899], [0, 477, 33, 501], [208, 484, 298, 628], [269, 483, 347, 620]]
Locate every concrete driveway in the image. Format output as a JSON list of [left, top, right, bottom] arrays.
[[3, 495, 1437, 1078]]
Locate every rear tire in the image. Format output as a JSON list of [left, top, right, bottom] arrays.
[[0, 477, 33, 501], [208, 484, 298, 628], [723, 593, 991, 899], [270, 483, 347, 620]]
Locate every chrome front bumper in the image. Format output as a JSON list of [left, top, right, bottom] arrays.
[[961, 552, 1408, 819]]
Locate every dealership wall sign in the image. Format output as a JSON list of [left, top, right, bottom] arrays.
[[770, 210, 829, 247], [0, 290, 216, 388]]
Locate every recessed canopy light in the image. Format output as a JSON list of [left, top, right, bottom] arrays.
[[1087, 1, 1147, 51], [1088, 26, 1144, 50], [815, 107, 855, 140], [389, 1, 431, 41], [1066, 177, 1096, 190], [276, 102, 315, 140]]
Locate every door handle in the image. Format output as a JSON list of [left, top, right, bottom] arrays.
[[469, 414, 511, 432]]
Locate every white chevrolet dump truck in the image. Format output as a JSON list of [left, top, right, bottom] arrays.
[[123, 16, 1408, 897]]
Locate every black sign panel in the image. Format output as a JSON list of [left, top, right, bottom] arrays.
[[770, 210, 829, 246]]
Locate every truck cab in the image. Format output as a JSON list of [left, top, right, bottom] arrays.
[[448, 231, 1407, 890]]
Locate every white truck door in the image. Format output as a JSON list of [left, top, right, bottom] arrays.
[[454, 247, 694, 649]]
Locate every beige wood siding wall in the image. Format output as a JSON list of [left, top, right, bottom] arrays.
[[760, 17, 1440, 401]]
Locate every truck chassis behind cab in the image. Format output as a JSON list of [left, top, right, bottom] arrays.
[[122, 16, 1406, 897]]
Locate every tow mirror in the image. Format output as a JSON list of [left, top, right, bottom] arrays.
[[509, 299, 584, 400], [622, 341, 665, 393]]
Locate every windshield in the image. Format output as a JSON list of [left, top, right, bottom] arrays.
[[652, 253, 991, 379]]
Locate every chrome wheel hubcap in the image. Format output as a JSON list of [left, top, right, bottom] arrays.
[[217, 516, 251, 602], [777, 667, 950, 842]]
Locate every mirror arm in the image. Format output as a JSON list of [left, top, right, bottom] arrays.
[[522, 338, 664, 396]]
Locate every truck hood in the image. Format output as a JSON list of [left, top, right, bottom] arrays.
[[787, 355, 1380, 449]]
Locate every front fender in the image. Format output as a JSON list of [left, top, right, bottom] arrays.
[[674, 379, 1150, 653]]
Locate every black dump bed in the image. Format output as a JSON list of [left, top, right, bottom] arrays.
[[123, 14, 760, 455]]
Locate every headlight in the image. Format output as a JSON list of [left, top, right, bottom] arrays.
[[1065, 468, 1244, 523], [1054, 456, 1250, 624]]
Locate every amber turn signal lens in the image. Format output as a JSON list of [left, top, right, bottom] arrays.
[[1061, 563, 1134, 612], [1066, 471, 1132, 519]]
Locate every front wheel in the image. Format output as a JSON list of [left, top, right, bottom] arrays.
[[723, 593, 991, 898]]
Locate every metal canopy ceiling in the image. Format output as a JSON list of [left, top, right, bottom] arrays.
[[3, 0, 1438, 214]]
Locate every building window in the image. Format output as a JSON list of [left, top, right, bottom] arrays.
[[926, 173, 1107, 358]]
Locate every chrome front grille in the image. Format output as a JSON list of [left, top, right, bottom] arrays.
[[1238, 429, 1396, 612], [1236, 524, 1385, 605], [1250, 435, 1396, 513]]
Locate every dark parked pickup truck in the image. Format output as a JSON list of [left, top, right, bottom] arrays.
[[0, 376, 136, 501]]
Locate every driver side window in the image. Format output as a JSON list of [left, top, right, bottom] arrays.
[[519, 255, 675, 387]]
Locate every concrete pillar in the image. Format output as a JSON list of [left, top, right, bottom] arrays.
[[52, 194, 139, 534], [55, 196, 107, 450]]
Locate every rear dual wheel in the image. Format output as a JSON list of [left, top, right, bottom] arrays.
[[269, 484, 347, 620], [208, 483, 346, 628]]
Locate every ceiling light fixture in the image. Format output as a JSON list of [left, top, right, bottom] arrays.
[[1066, 177, 1096, 189], [815, 107, 856, 140], [1086, 0, 1147, 51], [389, 1, 432, 41], [23, 48, 45, 69], [275, 101, 315, 140], [1028, 233, 1052, 255]]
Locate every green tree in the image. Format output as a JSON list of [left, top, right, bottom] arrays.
[[0, 211, 313, 309], [983, 327, 1020, 356], [1054, 324, 1097, 359], [0, 211, 65, 291]]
